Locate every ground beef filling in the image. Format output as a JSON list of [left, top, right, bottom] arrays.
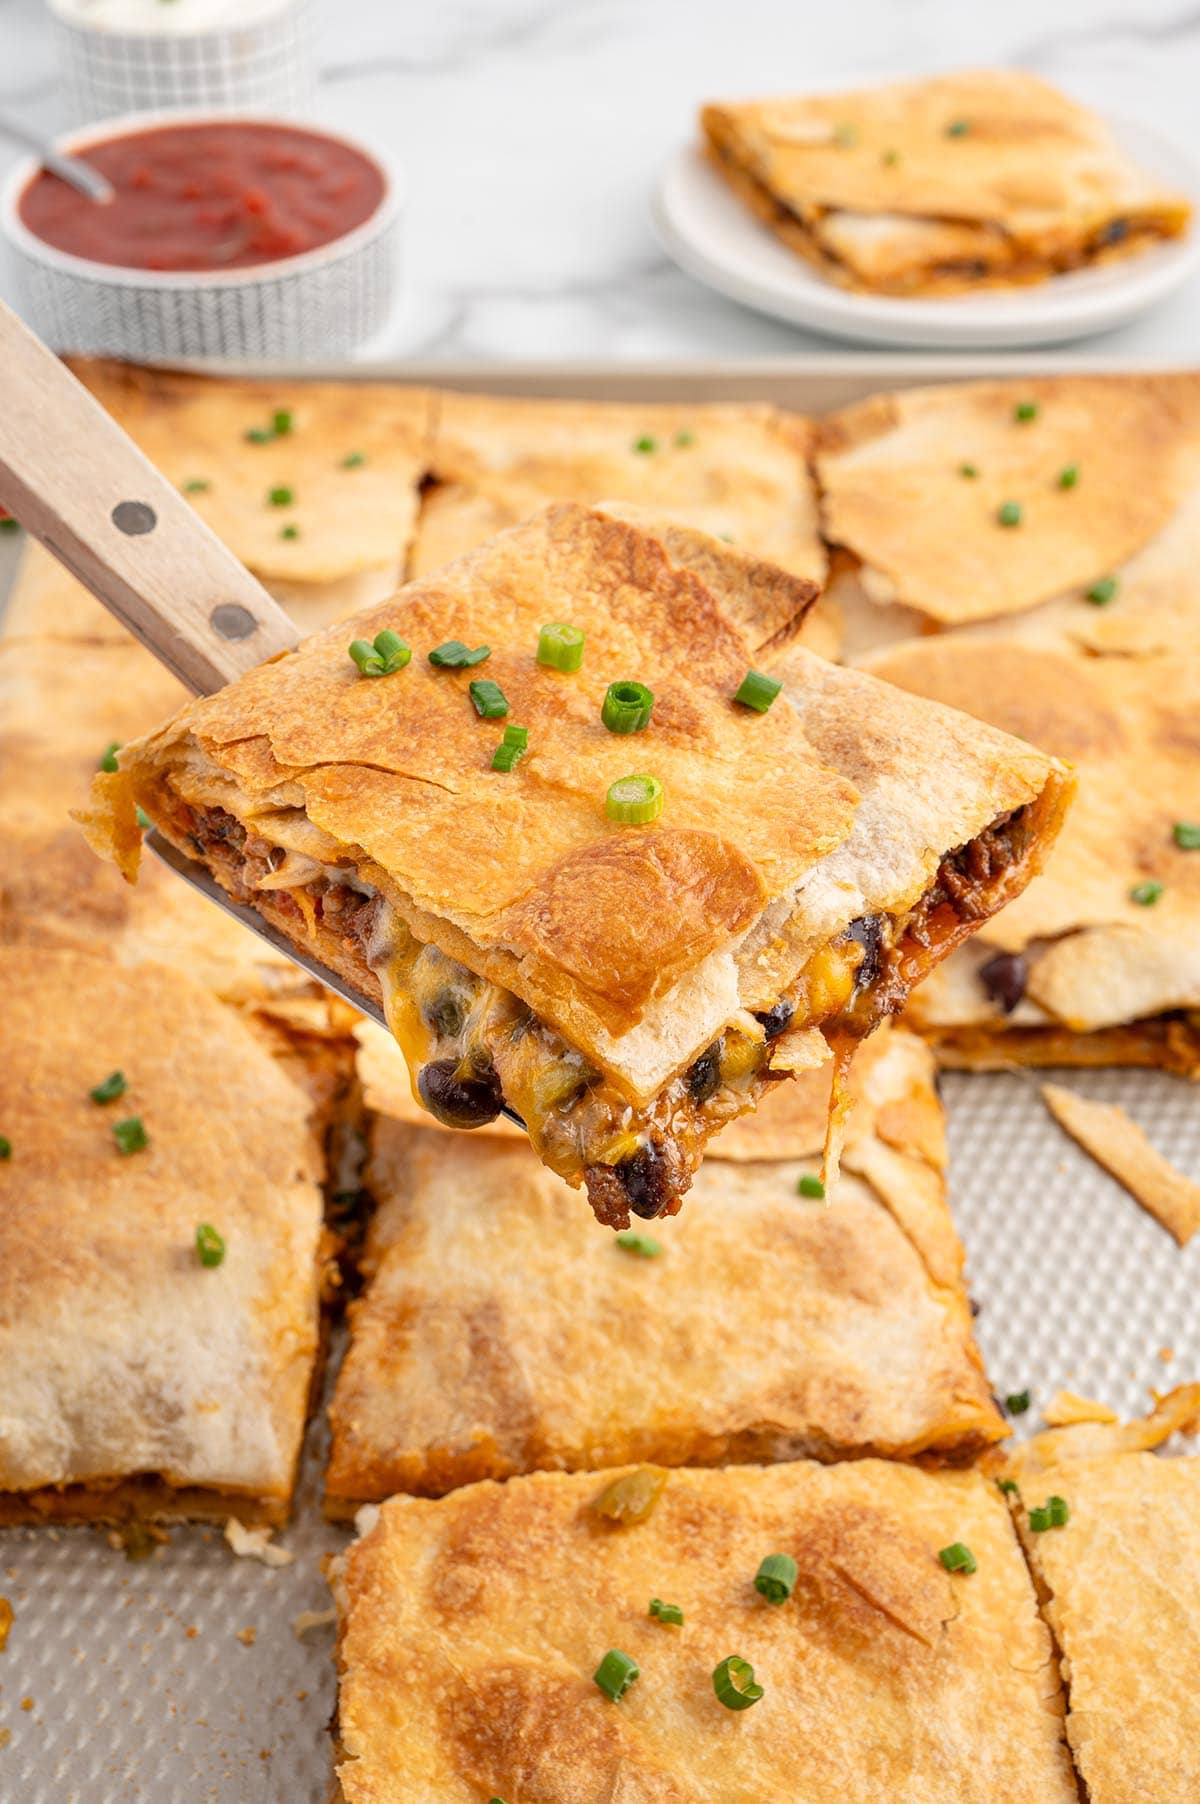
[[176, 798, 1033, 1228]]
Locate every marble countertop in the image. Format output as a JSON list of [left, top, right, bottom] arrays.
[[2, 0, 1199, 364]]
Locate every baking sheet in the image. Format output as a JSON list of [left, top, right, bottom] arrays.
[[2, 359, 1197, 1804]]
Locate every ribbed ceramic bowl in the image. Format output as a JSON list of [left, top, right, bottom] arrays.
[[0, 111, 401, 361], [48, 0, 314, 124]]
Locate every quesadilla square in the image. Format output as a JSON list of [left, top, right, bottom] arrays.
[[329, 1460, 1077, 1804], [86, 504, 1069, 1226], [0, 947, 325, 1526], [702, 70, 1191, 297], [326, 1027, 1003, 1510]]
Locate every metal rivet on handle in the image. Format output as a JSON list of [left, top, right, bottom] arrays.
[[111, 500, 157, 536], [210, 603, 257, 641]]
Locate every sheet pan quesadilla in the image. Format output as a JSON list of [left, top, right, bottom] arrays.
[[0, 947, 324, 1525], [328, 1459, 1077, 1804], [84, 504, 1069, 1225], [701, 70, 1191, 296]]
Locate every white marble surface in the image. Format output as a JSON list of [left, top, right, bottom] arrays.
[[2, 0, 1200, 363]]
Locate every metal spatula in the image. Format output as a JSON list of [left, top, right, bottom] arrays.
[[0, 302, 524, 1117]]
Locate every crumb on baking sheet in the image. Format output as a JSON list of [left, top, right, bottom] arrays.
[[0, 1597, 12, 1652], [292, 1608, 337, 1640], [224, 1520, 294, 1568], [236, 1627, 256, 1647]]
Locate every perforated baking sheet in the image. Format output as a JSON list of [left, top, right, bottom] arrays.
[[2, 359, 1197, 1804]]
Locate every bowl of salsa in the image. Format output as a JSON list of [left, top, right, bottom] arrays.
[[1, 113, 400, 360]]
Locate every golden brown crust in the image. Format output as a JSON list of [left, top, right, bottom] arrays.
[[702, 70, 1191, 296], [0, 947, 325, 1517], [332, 1460, 1076, 1803], [325, 1026, 1001, 1509]]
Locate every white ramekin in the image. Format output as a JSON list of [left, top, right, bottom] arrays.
[[0, 110, 402, 361], [48, 0, 315, 123]]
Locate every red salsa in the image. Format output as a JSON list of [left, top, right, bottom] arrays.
[[19, 121, 386, 273]]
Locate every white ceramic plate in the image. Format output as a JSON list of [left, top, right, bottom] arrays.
[[653, 115, 1200, 349]]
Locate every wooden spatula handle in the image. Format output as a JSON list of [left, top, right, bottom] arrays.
[[0, 301, 299, 695]]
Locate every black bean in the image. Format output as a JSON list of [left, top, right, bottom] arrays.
[[417, 1057, 504, 1128], [754, 1000, 794, 1040], [618, 1143, 671, 1219], [1097, 217, 1129, 246], [978, 951, 1027, 1015], [687, 1043, 722, 1103], [845, 914, 884, 993]]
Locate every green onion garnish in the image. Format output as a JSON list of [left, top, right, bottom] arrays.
[[349, 631, 411, 677], [90, 1070, 126, 1105], [340, 450, 366, 469], [492, 723, 529, 771], [280, 524, 300, 540], [674, 429, 695, 448], [997, 501, 1023, 527], [536, 622, 584, 671], [428, 640, 490, 668], [712, 1655, 763, 1711], [1173, 822, 1200, 849], [112, 1117, 148, 1156], [1029, 1495, 1069, 1532], [99, 741, 121, 773], [244, 427, 273, 445], [136, 807, 152, 831], [469, 678, 509, 719], [0, 517, 19, 534], [649, 1598, 683, 1625], [0, 1137, 10, 1159], [938, 1542, 977, 1574], [272, 409, 293, 436], [1013, 401, 1039, 422], [616, 1229, 661, 1257], [593, 1649, 639, 1702], [998, 1478, 1019, 1496], [733, 669, 782, 713], [945, 119, 971, 137], [632, 435, 657, 454], [1131, 880, 1164, 906], [606, 774, 663, 825], [601, 680, 655, 734], [268, 486, 294, 507], [1006, 1390, 1031, 1415], [1057, 464, 1079, 489], [797, 1174, 825, 1199], [195, 1223, 225, 1268], [958, 462, 979, 479], [184, 478, 211, 494], [754, 1553, 798, 1603], [1086, 576, 1118, 605]]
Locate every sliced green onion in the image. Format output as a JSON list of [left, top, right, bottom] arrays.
[[632, 435, 657, 454], [1057, 464, 1079, 489], [491, 724, 528, 771], [712, 1655, 763, 1711], [0, 517, 19, 534], [1013, 401, 1039, 422], [99, 741, 121, 773], [602, 680, 655, 734], [958, 462, 979, 479], [536, 622, 584, 672], [470, 678, 509, 719], [649, 1597, 683, 1625], [195, 1222, 225, 1268], [938, 1542, 977, 1574], [997, 501, 1023, 527], [1173, 822, 1200, 849], [797, 1174, 825, 1199], [1006, 1390, 1031, 1415], [428, 640, 491, 668], [268, 486, 294, 507], [280, 524, 300, 541], [501, 724, 528, 750], [733, 669, 782, 714], [1086, 575, 1118, 605], [244, 426, 273, 445], [136, 807, 152, 831], [112, 1116, 148, 1155], [340, 450, 366, 469], [1131, 880, 1164, 906], [997, 1478, 1019, 1496], [945, 118, 971, 137], [0, 1137, 10, 1159], [606, 774, 663, 825], [184, 478, 211, 494], [674, 429, 696, 448], [1028, 1505, 1052, 1532], [349, 631, 412, 678], [754, 1553, 798, 1603], [1029, 1495, 1069, 1533], [616, 1229, 661, 1257], [593, 1649, 639, 1702], [272, 409, 294, 437], [90, 1070, 126, 1105]]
